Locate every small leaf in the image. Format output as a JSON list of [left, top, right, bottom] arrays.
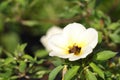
[[108, 23, 120, 30], [36, 71, 48, 78], [14, 43, 27, 56], [36, 59, 45, 64], [19, 61, 27, 73], [89, 62, 104, 79], [19, 43, 27, 52], [10, 76, 19, 79], [22, 54, 34, 61], [64, 66, 80, 80], [109, 33, 120, 43], [35, 49, 48, 58], [22, 20, 40, 27], [49, 65, 63, 80], [95, 50, 117, 61], [4, 57, 15, 65], [85, 69, 97, 80]]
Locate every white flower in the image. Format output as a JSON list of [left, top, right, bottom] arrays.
[[48, 23, 98, 61], [40, 26, 62, 51]]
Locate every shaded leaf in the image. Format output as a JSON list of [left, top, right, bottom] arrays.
[[49, 65, 63, 80], [36, 70, 48, 78], [64, 66, 80, 80], [35, 49, 48, 58], [85, 69, 97, 80]]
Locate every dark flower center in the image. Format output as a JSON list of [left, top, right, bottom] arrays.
[[69, 46, 81, 55]]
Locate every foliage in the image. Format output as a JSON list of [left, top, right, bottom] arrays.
[[0, 0, 120, 80]]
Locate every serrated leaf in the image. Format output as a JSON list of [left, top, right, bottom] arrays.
[[85, 69, 97, 80], [49, 65, 63, 80], [89, 62, 104, 79], [95, 50, 117, 61], [64, 66, 80, 80]]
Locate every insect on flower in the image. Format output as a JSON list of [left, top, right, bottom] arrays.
[[48, 23, 98, 61]]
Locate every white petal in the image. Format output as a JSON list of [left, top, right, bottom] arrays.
[[40, 36, 50, 51], [48, 34, 69, 56], [46, 26, 62, 36], [49, 51, 73, 58], [77, 28, 98, 48], [63, 23, 86, 43], [69, 46, 93, 61], [40, 26, 62, 51], [48, 34, 69, 50]]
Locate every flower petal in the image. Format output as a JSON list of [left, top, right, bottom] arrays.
[[63, 23, 86, 43], [49, 51, 74, 58], [40, 26, 62, 51], [69, 46, 93, 61], [48, 34, 69, 56], [77, 28, 98, 48], [46, 26, 62, 36], [40, 36, 49, 50]]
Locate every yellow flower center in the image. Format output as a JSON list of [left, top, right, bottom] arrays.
[[68, 45, 81, 55]]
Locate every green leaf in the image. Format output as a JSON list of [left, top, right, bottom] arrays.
[[18, 43, 27, 52], [36, 59, 45, 64], [109, 33, 120, 43], [36, 70, 48, 78], [95, 50, 117, 61], [4, 57, 15, 65], [85, 69, 97, 80], [1, 33, 20, 53], [35, 49, 48, 58], [22, 54, 34, 61], [49, 65, 63, 80], [14, 43, 27, 56], [0, 14, 4, 32], [10, 76, 19, 79], [89, 62, 104, 79], [0, 47, 2, 55], [22, 20, 40, 27], [19, 61, 27, 73], [108, 22, 120, 30], [64, 66, 80, 80], [98, 31, 103, 43]]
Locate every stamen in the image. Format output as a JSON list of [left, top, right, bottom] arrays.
[[69, 45, 81, 55]]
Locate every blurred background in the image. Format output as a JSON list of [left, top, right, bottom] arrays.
[[0, 0, 120, 55], [0, 0, 120, 79]]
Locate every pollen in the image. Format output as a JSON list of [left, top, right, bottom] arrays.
[[69, 45, 81, 55]]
